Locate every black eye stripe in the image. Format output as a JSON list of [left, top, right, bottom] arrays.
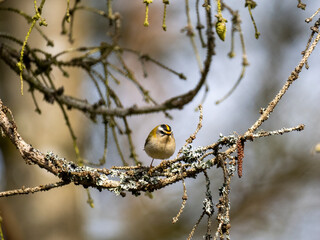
[[160, 124, 171, 132], [160, 129, 171, 136]]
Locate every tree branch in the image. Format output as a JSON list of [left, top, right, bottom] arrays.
[[0, 98, 305, 197], [0, 29, 213, 117], [0, 181, 69, 197]]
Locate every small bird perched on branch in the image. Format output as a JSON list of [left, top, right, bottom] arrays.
[[144, 124, 176, 167]]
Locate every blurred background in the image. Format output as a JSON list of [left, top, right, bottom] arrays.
[[0, 0, 320, 239]]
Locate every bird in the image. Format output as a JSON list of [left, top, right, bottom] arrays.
[[144, 124, 176, 167]]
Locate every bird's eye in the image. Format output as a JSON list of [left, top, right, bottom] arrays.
[[160, 130, 166, 136]]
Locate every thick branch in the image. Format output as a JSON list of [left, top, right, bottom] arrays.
[[0, 98, 305, 197], [0, 100, 119, 190]]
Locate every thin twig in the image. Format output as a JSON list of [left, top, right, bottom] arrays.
[[122, 48, 187, 80], [203, 170, 214, 239], [215, 65, 246, 104], [195, 0, 206, 47], [172, 178, 188, 223], [187, 211, 205, 240], [246, 30, 320, 135], [46, 74, 82, 164], [214, 154, 231, 239], [177, 104, 203, 157], [305, 8, 320, 22], [216, 5, 249, 104], [184, 0, 203, 72], [0, 181, 69, 198]]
